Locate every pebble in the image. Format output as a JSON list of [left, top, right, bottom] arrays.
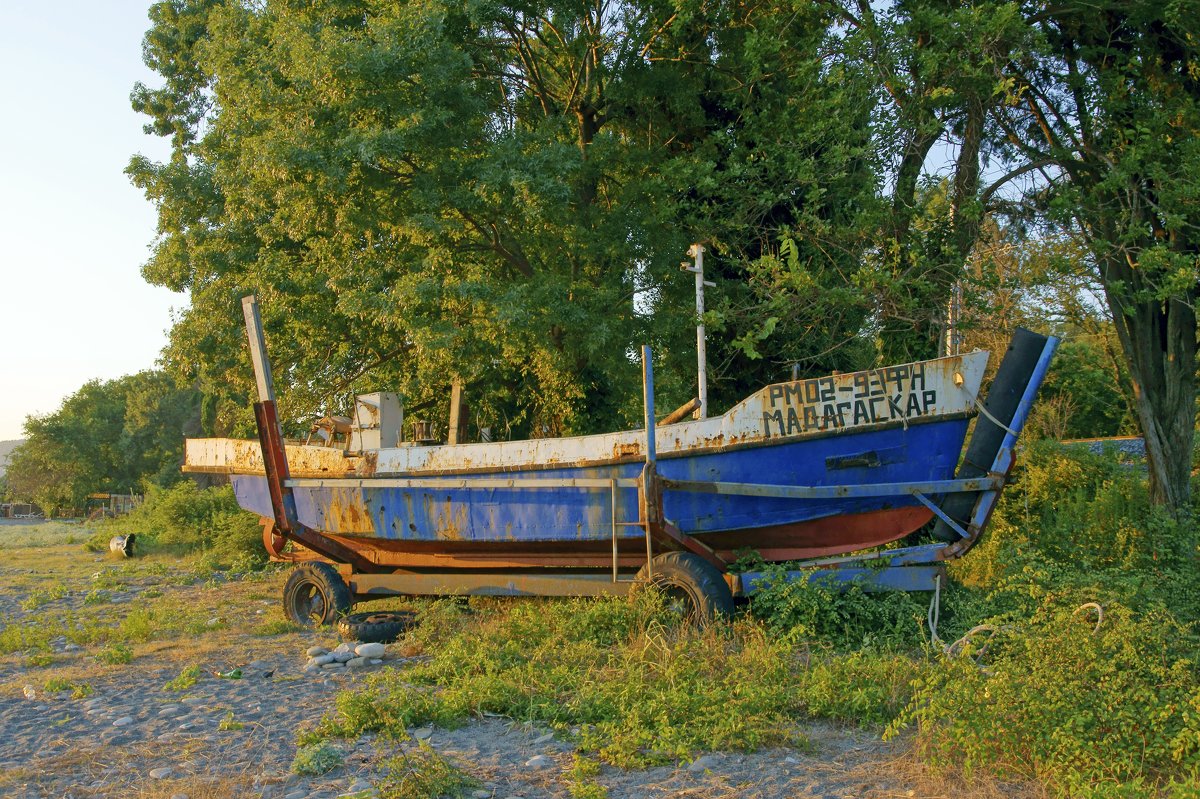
[[523, 754, 554, 769], [369, 658, 383, 665], [149, 766, 174, 779], [332, 651, 355, 663], [309, 654, 335, 666], [112, 716, 134, 727], [412, 726, 433, 740], [170, 794, 190, 799], [306, 646, 329, 657], [688, 755, 718, 772], [533, 732, 554, 745], [322, 662, 346, 671], [346, 657, 369, 669], [354, 642, 385, 658]]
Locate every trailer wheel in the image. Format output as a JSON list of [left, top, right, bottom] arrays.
[[283, 562, 352, 627], [635, 552, 734, 624], [337, 611, 417, 644]]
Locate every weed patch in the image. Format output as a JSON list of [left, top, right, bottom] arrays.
[[164, 664, 202, 692], [377, 744, 479, 799], [43, 678, 92, 699], [291, 741, 343, 776], [891, 599, 1200, 796], [318, 596, 816, 767], [20, 584, 68, 611], [96, 643, 133, 665]]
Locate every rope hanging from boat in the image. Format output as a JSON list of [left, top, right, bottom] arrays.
[[965, 391, 1021, 439]]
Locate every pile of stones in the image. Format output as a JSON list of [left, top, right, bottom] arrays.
[[303, 641, 387, 673]]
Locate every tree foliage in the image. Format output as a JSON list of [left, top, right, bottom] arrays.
[[4, 373, 201, 515], [129, 0, 887, 439], [129, 0, 1200, 515], [981, 2, 1200, 510]]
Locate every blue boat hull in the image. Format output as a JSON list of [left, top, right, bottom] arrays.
[[231, 416, 968, 554]]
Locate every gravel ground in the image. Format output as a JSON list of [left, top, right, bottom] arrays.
[[0, 531, 1028, 799]]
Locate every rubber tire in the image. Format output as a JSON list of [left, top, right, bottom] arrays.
[[635, 551, 735, 625], [337, 610, 417, 643], [282, 562, 352, 628]]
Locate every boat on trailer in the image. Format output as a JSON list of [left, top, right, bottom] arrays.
[[183, 297, 1058, 624]]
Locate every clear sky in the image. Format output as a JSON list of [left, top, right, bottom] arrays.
[[0, 2, 180, 440]]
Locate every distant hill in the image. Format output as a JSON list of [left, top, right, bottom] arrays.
[[0, 440, 22, 478]]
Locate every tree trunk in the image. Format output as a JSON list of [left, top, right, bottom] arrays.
[[1104, 262, 1196, 513]]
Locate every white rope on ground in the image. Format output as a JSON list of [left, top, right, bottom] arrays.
[[927, 581, 1104, 662], [1073, 601, 1105, 634]]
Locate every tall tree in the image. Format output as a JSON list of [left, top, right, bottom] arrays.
[[830, 0, 1033, 361], [983, 2, 1200, 512], [130, 0, 884, 437]]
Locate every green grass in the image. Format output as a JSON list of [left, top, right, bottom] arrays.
[[44, 678, 92, 699], [20, 583, 69, 611], [96, 642, 133, 665], [312, 594, 910, 768], [0, 521, 85, 549]]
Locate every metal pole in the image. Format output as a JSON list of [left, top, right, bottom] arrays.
[[640, 344, 656, 578], [683, 244, 715, 419], [641, 345, 656, 464], [610, 478, 618, 583]]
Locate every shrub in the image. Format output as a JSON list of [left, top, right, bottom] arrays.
[[955, 441, 1198, 584], [88, 482, 265, 568], [889, 599, 1200, 795], [748, 572, 928, 651]]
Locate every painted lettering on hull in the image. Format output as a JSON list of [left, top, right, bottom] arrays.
[[762, 364, 941, 437]]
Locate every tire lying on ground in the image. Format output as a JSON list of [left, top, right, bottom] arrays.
[[634, 551, 735, 625], [337, 610, 418, 643]]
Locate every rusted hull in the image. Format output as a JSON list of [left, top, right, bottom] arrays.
[[266, 504, 936, 570], [229, 414, 967, 554], [190, 349, 991, 570]]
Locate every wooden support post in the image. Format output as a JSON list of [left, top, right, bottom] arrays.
[[447, 378, 465, 445]]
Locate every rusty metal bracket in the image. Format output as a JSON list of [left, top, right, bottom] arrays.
[[655, 518, 726, 570], [244, 296, 377, 575]]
